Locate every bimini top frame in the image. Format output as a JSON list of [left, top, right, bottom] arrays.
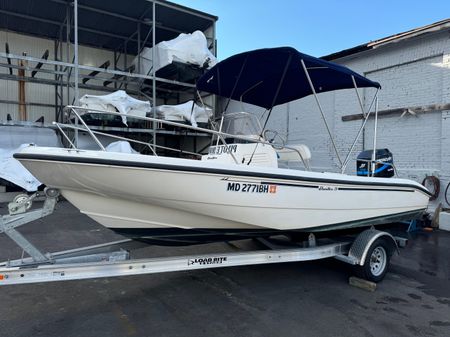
[[196, 47, 380, 109], [196, 47, 382, 174]]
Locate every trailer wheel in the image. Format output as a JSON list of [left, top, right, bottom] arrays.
[[354, 237, 394, 282]]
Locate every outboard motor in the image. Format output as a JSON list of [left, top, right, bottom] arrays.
[[357, 149, 394, 177]]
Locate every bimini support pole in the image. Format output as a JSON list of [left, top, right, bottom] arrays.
[[371, 96, 379, 176], [340, 82, 379, 173], [212, 57, 248, 162], [73, 0, 80, 147], [300, 59, 343, 168], [248, 52, 292, 166], [223, 55, 249, 113], [262, 53, 292, 132]]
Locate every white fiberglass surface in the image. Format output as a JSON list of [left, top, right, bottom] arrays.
[[18, 146, 428, 192]]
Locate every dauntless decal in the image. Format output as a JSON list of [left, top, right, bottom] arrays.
[[318, 186, 338, 191]]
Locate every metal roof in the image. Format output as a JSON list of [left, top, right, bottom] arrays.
[[323, 18, 450, 61], [0, 0, 217, 53]]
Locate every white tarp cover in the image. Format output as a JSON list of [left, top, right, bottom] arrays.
[[79, 90, 151, 125], [134, 30, 217, 74], [153, 100, 212, 127], [1, 144, 42, 191], [0, 126, 61, 191], [0, 125, 61, 148], [105, 141, 138, 154]]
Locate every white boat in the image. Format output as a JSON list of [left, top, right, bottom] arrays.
[[14, 47, 430, 245]]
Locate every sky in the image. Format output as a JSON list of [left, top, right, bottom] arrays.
[[170, 0, 450, 60]]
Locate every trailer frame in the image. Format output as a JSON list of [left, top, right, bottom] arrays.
[[0, 192, 404, 286]]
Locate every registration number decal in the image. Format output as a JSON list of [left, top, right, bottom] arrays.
[[208, 145, 238, 155], [227, 182, 276, 194]]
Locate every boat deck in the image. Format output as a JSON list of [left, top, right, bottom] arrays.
[[0, 201, 449, 337]]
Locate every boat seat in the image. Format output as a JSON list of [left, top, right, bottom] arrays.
[[276, 144, 311, 168]]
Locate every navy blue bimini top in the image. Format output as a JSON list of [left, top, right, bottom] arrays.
[[197, 47, 380, 109]]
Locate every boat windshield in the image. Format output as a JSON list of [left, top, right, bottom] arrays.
[[220, 112, 262, 141]]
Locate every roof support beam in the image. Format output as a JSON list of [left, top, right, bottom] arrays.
[[49, 0, 216, 23], [49, 0, 150, 24], [0, 9, 146, 44], [48, 0, 189, 35], [152, 0, 217, 21]]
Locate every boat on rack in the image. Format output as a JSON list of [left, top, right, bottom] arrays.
[[14, 47, 431, 245]]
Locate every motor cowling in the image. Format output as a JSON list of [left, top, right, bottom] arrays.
[[357, 149, 394, 178]]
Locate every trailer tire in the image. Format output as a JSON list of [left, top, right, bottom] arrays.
[[354, 237, 394, 282]]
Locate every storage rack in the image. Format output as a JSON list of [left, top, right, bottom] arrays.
[[0, 0, 218, 149]]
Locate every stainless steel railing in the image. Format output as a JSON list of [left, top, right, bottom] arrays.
[[55, 105, 311, 169]]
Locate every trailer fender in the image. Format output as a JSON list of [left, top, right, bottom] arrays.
[[348, 229, 398, 266]]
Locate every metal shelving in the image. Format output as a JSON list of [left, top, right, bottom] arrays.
[[0, 0, 217, 123], [0, 0, 218, 153]]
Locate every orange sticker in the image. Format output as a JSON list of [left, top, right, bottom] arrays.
[[269, 185, 277, 193]]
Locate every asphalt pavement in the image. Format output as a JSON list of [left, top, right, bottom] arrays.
[[0, 201, 449, 337]]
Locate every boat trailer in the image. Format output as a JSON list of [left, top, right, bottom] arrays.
[[0, 190, 406, 285]]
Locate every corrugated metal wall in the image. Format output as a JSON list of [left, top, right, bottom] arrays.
[[0, 30, 132, 123], [0, 30, 56, 121]]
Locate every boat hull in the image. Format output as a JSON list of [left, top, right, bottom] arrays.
[[15, 147, 430, 239]]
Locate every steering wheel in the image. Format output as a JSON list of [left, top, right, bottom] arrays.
[[263, 129, 285, 146]]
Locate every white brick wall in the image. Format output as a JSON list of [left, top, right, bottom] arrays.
[[225, 28, 450, 207]]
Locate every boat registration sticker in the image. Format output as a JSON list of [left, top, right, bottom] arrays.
[[208, 144, 238, 155], [226, 182, 276, 194]]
